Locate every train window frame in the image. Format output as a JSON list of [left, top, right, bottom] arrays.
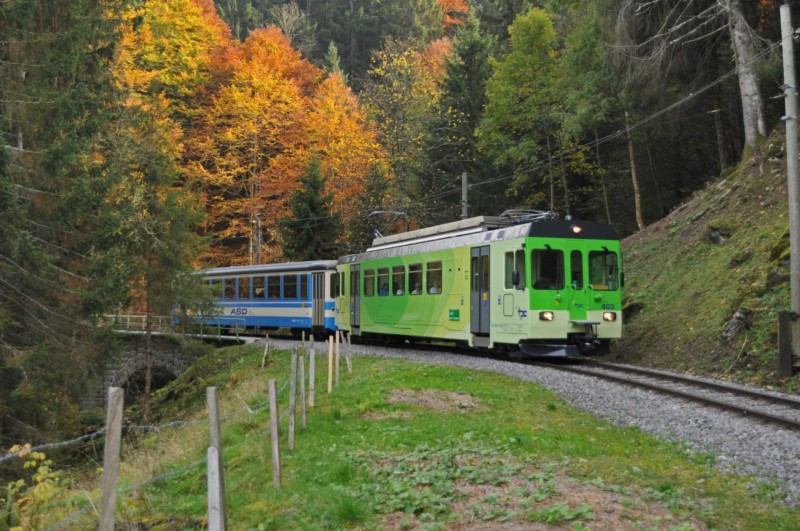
[[284, 274, 298, 299], [531, 249, 564, 290], [253, 276, 265, 299], [238, 276, 251, 300], [377, 267, 390, 296], [409, 263, 422, 295], [224, 278, 236, 300], [589, 250, 619, 290], [300, 274, 309, 299], [426, 261, 442, 294], [267, 276, 281, 299], [515, 250, 525, 289], [364, 269, 375, 297], [392, 265, 405, 295]]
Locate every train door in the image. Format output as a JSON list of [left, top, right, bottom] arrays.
[[312, 272, 325, 328], [470, 246, 490, 335], [565, 248, 589, 321], [350, 264, 360, 330]]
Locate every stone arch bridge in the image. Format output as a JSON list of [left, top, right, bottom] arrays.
[[84, 333, 204, 410]]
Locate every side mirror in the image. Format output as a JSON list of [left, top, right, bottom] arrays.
[[620, 272, 625, 288], [512, 270, 521, 288]]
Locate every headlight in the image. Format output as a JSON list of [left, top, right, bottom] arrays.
[[539, 311, 554, 321], [603, 312, 617, 322]]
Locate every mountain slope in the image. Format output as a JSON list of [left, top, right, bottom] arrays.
[[612, 128, 798, 392]]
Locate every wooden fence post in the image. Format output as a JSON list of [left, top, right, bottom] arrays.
[[99, 387, 124, 531], [299, 354, 307, 429], [309, 345, 316, 407], [344, 331, 353, 373], [261, 334, 270, 368], [206, 387, 227, 529], [268, 379, 281, 488], [288, 348, 298, 451], [327, 336, 334, 394], [335, 331, 340, 386], [207, 446, 223, 531]]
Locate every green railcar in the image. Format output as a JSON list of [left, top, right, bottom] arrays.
[[333, 213, 622, 356]]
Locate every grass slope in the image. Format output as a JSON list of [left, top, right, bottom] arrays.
[[17, 343, 799, 529], [612, 130, 799, 392]]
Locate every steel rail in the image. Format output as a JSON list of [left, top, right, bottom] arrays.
[[528, 361, 800, 433], [585, 361, 800, 409]]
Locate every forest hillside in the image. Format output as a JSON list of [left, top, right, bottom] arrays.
[[615, 127, 797, 391], [2, 0, 800, 445]]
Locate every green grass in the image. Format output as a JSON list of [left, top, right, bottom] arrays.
[[616, 139, 800, 391], [41, 343, 800, 529]]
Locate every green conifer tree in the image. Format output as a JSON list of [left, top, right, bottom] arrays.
[[280, 156, 341, 261]]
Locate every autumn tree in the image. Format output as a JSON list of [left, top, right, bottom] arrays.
[[190, 26, 383, 263], [362, 38, 453, 228], [116, 0, 233, 123]]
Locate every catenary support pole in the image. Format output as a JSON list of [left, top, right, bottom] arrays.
[[782, 4, 800, 365], [461, 171, 468, 219]]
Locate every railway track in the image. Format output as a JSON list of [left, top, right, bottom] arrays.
[[525, 359, 800, 432]]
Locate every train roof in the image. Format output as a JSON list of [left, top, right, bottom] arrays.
[[339, 215, 619, 263], [202, 260, 338, 277]]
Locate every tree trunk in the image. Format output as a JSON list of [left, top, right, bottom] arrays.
[[595, 130, 612, 224], [625, 112, 645, 231], [728, 0, 766, 150]]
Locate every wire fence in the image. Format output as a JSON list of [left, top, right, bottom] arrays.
[[7, 333, 354, 530]]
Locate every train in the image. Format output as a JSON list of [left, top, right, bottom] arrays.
[[199, 211, 623, 356]]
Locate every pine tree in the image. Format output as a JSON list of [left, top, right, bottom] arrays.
[[280, 157, 341, 260]]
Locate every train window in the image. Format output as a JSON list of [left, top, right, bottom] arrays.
[[426, 261, 442, 294], [300, 274, 309, 299], [570, 251, 583, 289], [531, 249, 564, 290], [481, 256, 489, 293], [589, 251, 619, 290], [392, 266, 405, 295], [504, 252, 514, 289], [331, 273, 339, 298], [210, 279, 222, 300], [377, 268, 389, 296], [267, 276, 281, 299], [253, 276, 265, 299], [224, 278, 236, 300], [364, 269, 375, 297], [284, 274, 298, 298], [238, 276, 251, 300], [409, 263, 422, 295], [340, 272, 345, 295]]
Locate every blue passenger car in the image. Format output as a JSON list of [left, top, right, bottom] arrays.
[[202, 260, 338, 334]]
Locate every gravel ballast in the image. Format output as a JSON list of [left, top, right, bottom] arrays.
[[273, 338, 800, 506]]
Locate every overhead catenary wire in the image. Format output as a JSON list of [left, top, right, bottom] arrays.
[[277, 35, 783, 232]]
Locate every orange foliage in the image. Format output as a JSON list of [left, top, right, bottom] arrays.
[[305, 73, 383, 225], [187, 26, 386, 266], [437, 0, 469, 30]]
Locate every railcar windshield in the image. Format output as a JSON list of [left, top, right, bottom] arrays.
[[589, 251, 619, 290], [531, 249, 564, 290]]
